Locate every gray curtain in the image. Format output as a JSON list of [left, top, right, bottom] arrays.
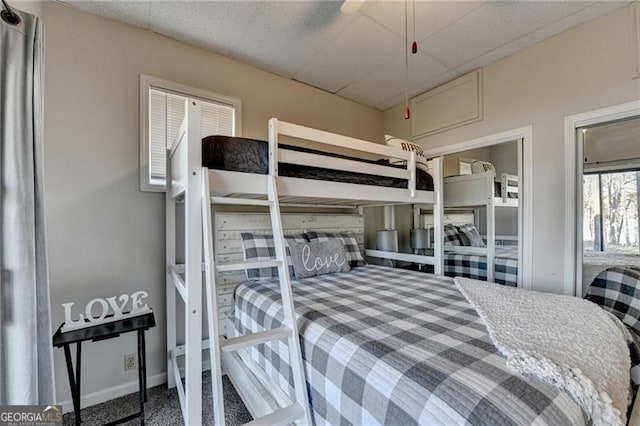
[[0, 7, 55, 404]]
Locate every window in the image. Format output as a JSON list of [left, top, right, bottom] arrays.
[[140, 75, 241, 191], [583, 170, 639, 253]]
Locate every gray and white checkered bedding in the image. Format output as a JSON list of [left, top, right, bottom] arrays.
[[585, 267, 640, 334], [444, 247, 518, 287], [234, 265, 585, 425]]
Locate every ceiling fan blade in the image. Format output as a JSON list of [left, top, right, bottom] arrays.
[[340, 0, 367, 14]]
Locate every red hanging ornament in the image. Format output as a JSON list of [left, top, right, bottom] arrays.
[[412, 40, 418, 54], [404, 106, 411, 120]]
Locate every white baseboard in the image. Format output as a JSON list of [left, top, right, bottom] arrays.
[[57, 358, 214, 414], [58, 372, 167, 414]]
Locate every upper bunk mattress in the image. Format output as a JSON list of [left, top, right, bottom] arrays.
[[202, 135, 434, 191]]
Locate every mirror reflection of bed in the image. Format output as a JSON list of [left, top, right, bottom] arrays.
[[437, 140, 521, 286], [580, 117, 640, 297]]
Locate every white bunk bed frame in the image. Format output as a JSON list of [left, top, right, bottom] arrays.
[[165, 99, 444, 425], [442, 171, 518, 283]]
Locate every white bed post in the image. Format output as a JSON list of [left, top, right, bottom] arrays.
[[485, 172, 496, 282], [269, 118, 279, 177], [184, 99, 203, 425], [166, 159, 177, 389], [408, 151, 417, 198], [202, 171, 225, 426], [432, 157, 444, 275]]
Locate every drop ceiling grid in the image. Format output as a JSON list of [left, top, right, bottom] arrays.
[[57, 0, 632, 111], [362, 0, 486, 43], [293, 15, 405, 94], [420, 1, 599, 70], [148, 2, 259, 58], [60, 0, 151, 29], [452, 1, 622, 76], [337, 50, 450, 107], [228, 2, 356, 79]]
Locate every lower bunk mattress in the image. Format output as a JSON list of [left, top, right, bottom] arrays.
[[233, 265, 585, 425], [444, 246, 518, 286], [202, 135, 434, 190]]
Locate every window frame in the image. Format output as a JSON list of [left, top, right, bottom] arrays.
[[583, 167, 640, 253], [139, 74, 242, 192]]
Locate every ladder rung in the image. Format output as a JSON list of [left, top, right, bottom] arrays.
[[220, 327, 292, 353], [244, 403, 305, 426], [210, 196, 273, 207], [216, 259, 282, 272], [173, 263, 205, 273]]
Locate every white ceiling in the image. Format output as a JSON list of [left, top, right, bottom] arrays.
[[59, 0, 630, 111]]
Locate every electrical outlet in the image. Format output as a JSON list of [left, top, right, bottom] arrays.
[[124, 353, 136, 371]]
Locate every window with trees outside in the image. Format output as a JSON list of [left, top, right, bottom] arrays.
[[583, 170, 640, 254]]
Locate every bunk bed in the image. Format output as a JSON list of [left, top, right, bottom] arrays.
[[166, 100, 444, 425], [441, 171, 520, 285], [166, 100, 636, 425]]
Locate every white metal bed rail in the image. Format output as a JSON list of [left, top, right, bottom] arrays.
[[269, 118, 418, 198], [500, 173, 519, 204]]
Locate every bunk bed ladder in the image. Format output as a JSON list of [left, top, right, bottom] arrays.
[[202, 172, 312, 426]]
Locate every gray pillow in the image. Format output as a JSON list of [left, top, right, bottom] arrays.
[[456, 223, 485, 247], [289, 240, 351, 279]]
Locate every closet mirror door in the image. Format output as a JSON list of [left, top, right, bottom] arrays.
[[578, 116, 640, 297], [437, 139, 522, 287]]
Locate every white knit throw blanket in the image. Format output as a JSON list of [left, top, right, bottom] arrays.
[[454, 277, 631, 426]]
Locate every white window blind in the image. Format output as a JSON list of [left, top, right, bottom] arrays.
[[148, 88, 236, 182]]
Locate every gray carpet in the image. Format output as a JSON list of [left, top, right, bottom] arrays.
[[63, 371, 253, 425]]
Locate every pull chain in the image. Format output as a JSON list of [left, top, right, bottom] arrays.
[[404, 0, 410, 120]]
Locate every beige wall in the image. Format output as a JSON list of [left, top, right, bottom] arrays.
[[384, 3, 640, 294], [15, 0, 382, 408]]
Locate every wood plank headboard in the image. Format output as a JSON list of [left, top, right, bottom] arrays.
[[214, 213, 364, 290]]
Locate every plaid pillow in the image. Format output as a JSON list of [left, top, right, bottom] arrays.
[[456, 223, 485, 247], [443, 224, 469, 246], [585, 267, 640, 334], [304, 231, 366, 268], [240, 233, 308, 281]]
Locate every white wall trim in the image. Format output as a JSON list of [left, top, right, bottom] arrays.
[[563, 100, 640, 297], [634, 1, 640, 80], [424, 125, 534, 290], [58, 372, 167, 414]]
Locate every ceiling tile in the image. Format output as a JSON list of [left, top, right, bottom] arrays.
[[58, 0, 630, 110], [363, 0, 484, 42], [294, 15, 404, 93], [455, 1, 629, 74], [61, 0, 150, 28], [338, 51, 449, 107], [421, 1, 597, 69], [148, 1, 260, 57], [230, 1, 355, 78]]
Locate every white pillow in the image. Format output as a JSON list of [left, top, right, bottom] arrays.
[[384, 134, 429, 174], [471, 160, 495, 174]]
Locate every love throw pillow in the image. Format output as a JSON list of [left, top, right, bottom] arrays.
[[289, 240, 351, 279]]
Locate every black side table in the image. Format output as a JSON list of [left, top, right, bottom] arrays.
[[52, 312, 156, 425]]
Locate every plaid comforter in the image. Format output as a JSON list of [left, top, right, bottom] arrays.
[[234, 266, 585, 425], [444, 247, 518, 286]]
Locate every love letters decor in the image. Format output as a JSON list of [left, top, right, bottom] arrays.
[[61, 291, 152, 332]]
